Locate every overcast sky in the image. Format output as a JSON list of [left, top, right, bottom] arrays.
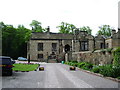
[[0, 0, 119, 35]]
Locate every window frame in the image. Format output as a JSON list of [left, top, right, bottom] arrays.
[[38, 54, 43, 59], [80, 41, 89, 51], [38, 43, 43, 51]]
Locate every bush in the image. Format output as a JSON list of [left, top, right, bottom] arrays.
[[106, 48, 113, 53], [65, 62, 68, 64], [98, 65, 120, 78], [71, 60, 78, 63], [113, 47, 120, 66], [111, 66, 120, 78], [92, 66, 101, 73], [117, 77, 120, 79], [81, 63, 93, 70], [99, 65, 113, 77], [71, 63, 78, 67], [77, 62, 87, 68], [77, 62, 93, 70]]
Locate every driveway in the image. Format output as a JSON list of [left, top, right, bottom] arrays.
[[2, 63, 119, 88]]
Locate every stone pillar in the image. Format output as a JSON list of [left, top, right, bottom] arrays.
[[65, 53, 68, 62]]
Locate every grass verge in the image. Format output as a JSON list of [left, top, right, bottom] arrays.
[[13, 63, 39, 71]]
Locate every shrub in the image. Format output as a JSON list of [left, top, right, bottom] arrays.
[[64, 62, 69, 64], [98, 64, 120, 78], [81, 63, 93, 70], [72, 63, 78, 67], [106, 48, 113, 54], [117, 77, 120, 79], [113, 47, 120, 66], [77, 62, 93, 70], [99, 65, 113, 77], [77, 62, 87, 68], [92, 66, 101, 73], [111, 66, 120, 78], [71, 60, 78, 63]]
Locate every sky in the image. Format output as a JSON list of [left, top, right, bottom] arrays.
[[0, 0, 119, 35]]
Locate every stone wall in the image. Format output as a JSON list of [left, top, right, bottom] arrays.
[[28, 40, 59, 61], [72, 50, 113, 65]]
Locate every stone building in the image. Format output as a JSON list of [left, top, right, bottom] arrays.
[[27, 27, 120, 62]]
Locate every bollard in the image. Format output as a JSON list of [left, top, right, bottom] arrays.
[[39, 67, 44, 71], [70, 66, 76, 70]]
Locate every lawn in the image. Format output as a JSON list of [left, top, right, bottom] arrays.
[[13, 63, 39, 71]]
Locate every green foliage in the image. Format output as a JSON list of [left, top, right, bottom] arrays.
[[1, 22, 31, 59], [99, 65, 120, 78], [13, 63, 39, 71], [30, 20, 46, 32], [77, 62, 93, 70], [92, 66, 101, 73], [57, 22, 76, 34], [79, 26, 92, 35], [97, 25, 113, 37], [70, 60, 78, 63], [99, 65, 113, 77], [117, 77, 120, 79], [57, 23, 93, 35], [113, 47, 120, 66], [106, 48, 113, 53], [65, 60, 120, 78], [77, 62, 87, 68], [81, 63, 93, 70]]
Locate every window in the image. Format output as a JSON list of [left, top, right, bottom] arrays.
[[100, 43, 104, 49], [38, 54, 43, 59], [52, 43, 57, 51], [80, 41, 88, 51], [38, 43, 43, 51], [106, 43, 109, 48]]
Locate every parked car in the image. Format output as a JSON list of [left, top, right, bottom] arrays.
[[17, 57, 27, 61], [0, 56, 14, 76], [11, 58, 16, 64]]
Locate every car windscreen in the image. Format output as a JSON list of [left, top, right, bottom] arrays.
[[0, 58, 12, 65]]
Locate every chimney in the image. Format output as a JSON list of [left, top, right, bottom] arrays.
[[112, 29, 116, 36], [118, 28, 120, 33], [47, 26, 50, 32]]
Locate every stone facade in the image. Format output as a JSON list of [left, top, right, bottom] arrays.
[[27, 28, 120, 63], [72, 50, 113, 65]]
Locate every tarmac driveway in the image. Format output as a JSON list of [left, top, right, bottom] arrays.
[[2, 63, 119, 89]]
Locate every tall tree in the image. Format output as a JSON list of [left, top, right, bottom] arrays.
[[79, 26, 92, 35], [57, 22, 76, 34], [2, 22, 31, 59], [97, 25, 113, 37], [30, 20, 46, 32]]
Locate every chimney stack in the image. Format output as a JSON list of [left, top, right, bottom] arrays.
[[47, 26, 50, 33]]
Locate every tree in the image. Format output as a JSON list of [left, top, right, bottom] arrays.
[[30, 20, 46, 32], [79, 26, 92, 35], [97, 25, 113, 37], [57, 22, 76, 34], [2, 22, 31, 59]]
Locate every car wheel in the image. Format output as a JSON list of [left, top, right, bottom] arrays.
[[8, 70, 13, 76]]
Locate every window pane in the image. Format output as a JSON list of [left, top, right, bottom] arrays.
[[38, 54, 43, 59], [80, 41, 88, 51], [38, 43, 43, 51], [52, 43, 57, 51]]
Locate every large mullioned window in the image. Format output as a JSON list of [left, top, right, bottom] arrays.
[[80, 41, 88, 51]]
